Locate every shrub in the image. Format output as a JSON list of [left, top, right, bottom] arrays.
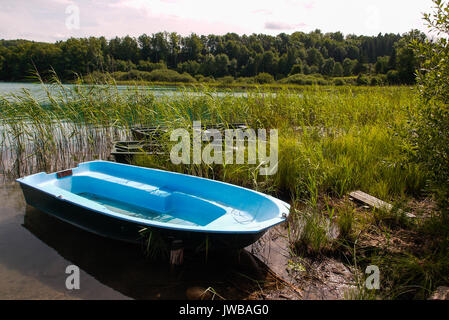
[[109, 69, 197, 83], [146, 69, 196, 83], [195, 75, 215, 83], [289, 64, 303, 76], [295, 211, 334, 255], [217, 76, 235, 84], [356, 74, 370, 86], [137, 60, 166, 72], [412, 0, 449, 214], [280, 73, 331, 85], [387, 70, 400, 85], [254, 72, 274, 84], [235, 77, 256, 84], [333, 78, 345, 86], [370, 76, 384, 86]]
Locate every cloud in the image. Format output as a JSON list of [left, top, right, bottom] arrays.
[[0, 0, 433, 41], [252, 9, 273, 15], [265, 21, 306, 30]]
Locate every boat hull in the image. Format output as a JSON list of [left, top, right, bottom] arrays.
[[111, 141, 163, 164], [17, 161, 289, 250], [20, 183, 266, 249]]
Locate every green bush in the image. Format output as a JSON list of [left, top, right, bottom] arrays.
[[235, 77, 256, 84], [412, 0, 449, 213], [289, 64, 303, 76], [387, 70, 400, 85], [217, 76, 235, 84], [370, 75, 385, 86], [137, 60, 166, 72], [333, 78, 345, 86], [254, 72, 274, 84], [109, 69, 196, 83], [146, 69, 196, 83], [356, 74, 370, 86], [280, 73, 331, 85], [195, 74, 215, 82]]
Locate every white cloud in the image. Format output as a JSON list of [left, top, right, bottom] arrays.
[[0, 0, 436, 42]]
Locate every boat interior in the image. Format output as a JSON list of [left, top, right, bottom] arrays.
[[21, 161, 286, 231]]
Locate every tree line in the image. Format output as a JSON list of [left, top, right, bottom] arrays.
[[0, 29, 426, 85]]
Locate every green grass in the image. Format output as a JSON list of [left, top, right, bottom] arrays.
[[0, 77, 443, 299]]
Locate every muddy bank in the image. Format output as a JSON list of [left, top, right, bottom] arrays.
[[247, 225, 356, 300]]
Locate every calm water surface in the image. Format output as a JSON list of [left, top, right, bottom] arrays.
[[0, 183, 265, 300], [0, 82, 246, 100]]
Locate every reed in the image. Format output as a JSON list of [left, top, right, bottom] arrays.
[[0, 77, 436, 299]]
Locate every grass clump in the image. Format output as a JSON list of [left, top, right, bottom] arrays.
[[336, 205, 355, 241], [291, 208, 336, 256]]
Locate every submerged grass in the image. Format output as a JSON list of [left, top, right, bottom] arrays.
[[1, 77, 444, 299]]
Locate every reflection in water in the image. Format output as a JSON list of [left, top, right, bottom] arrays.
[[0, 183, 268, 300]]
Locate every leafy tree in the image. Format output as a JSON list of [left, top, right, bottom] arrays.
[[306, 48, 324, 68], [320, 46, 329, 59], [0, 54, 4, 74], [333, 62, 344, 77], [352, 60, 367, 75], [411, 0, 449, 212], [150, 32, 170, 63], [138, 34, 151, 61], [261, 50, 278, 75], [302, 64, 311, 75], [388, 48, 397, 71], [214, 53, 230, 77], [0, 29, 428, 84], [182, 33, 203, 61], [346, 45, 360, 60], [321, 58, 335, 76], [343, 58, 356, 76], [375, 56, 389, 74], [330, 31, 344, 42], [138, 60, 166, 72], [229, 58, 238, 77], [289, 63, 303, 76], [168, 32, 181, 68], [333, 46, 347, 63], [395, 31, 425, 84], [386, 69, 400, 84], [177, 60, 200, 75]]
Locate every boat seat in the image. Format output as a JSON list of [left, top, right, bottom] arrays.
[[57, 171, 172, 213], [78, 171, 162, 192]]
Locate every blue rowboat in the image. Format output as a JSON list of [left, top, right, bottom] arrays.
[[16, 161, 290, 249]]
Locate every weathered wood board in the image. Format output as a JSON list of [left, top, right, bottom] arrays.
[[349, 190, 415, 218]]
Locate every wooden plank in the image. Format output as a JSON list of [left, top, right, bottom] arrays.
[[349, 191, 393, 211], [349, 190, 415, 218]]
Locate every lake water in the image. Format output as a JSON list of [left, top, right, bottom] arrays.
[[0, 82, 246, 101], [0, 82, 185, 99], [0, 182, 269, 300]]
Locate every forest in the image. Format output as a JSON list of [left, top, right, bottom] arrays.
[[0, 29, 426, 85]]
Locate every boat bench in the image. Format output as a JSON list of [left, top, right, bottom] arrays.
[[54, 171, 227, 226]]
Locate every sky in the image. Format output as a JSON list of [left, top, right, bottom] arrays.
[[0, 0, 436, 42]]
